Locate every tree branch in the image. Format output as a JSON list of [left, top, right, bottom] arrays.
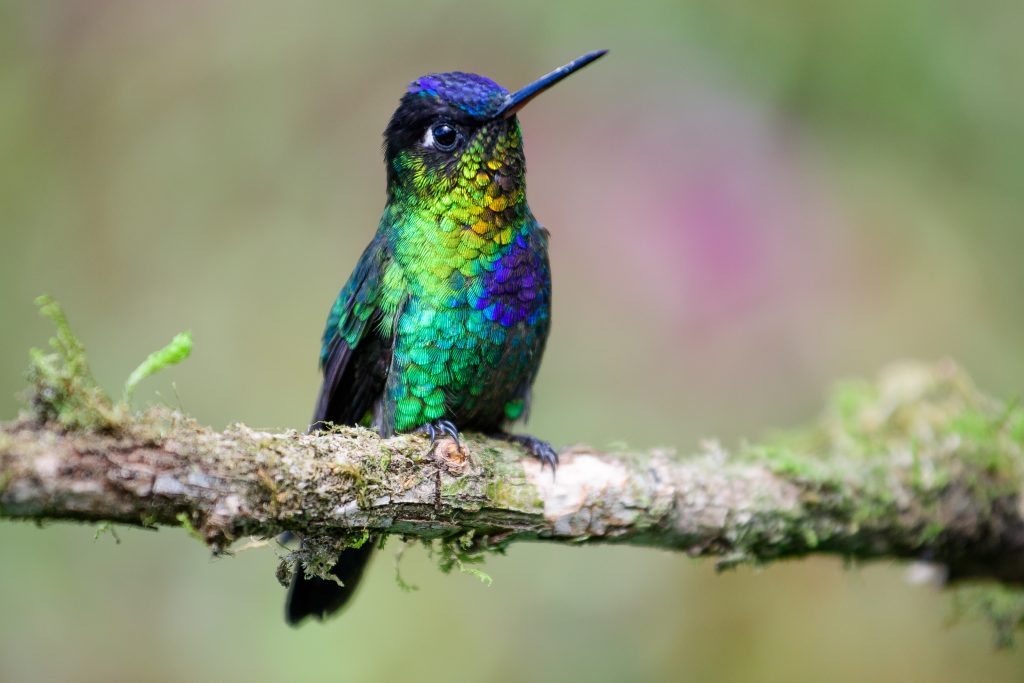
[[6, 298, 1024, 644], [3, 360, 1023, 589]]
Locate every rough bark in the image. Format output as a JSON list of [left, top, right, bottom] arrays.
[[3, 360, 1023, 589], [6, 298, 1024, 643]]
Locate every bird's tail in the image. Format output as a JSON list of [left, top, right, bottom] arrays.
[[285, 541, 374, 626]]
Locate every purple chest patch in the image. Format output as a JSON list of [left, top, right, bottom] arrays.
[[469, 232, 549, 327]]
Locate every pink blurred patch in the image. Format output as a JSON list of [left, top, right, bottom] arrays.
[[524, 77, 863, 411], [529, 81, 854, 337]]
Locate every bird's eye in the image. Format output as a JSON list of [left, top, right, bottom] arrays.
[[427, 123, 460, 152]]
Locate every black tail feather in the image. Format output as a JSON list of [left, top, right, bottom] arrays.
[[285, 541, 374, 626]]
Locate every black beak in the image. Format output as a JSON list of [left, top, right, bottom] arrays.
[[494, 49, 608, 119]]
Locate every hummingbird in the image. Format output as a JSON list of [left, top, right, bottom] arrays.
[[285, 50, 608, 625]]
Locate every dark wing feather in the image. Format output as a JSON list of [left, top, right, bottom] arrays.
[[312, 333, 391, 429], [310, 234, 391, 430]]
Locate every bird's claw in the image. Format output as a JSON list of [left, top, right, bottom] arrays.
[[527, 438, 559, 474], [490, 433, 559, 477], [415, 419, 462, 448]]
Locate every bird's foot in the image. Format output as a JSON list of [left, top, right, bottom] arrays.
[[415, 420, 470, 474], [490, 432, 559, 476], [415, 419, 462, 447]]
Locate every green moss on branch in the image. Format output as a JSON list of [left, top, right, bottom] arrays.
[[3, 297, 1024, 644]]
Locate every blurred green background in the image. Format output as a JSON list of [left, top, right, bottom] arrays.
[[2, 1, 1023, 681]]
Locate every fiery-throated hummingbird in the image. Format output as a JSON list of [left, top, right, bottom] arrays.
[[285, 50, 607, 625]]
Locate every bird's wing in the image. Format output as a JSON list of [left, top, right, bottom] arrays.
[[311, 233, 392, 430]]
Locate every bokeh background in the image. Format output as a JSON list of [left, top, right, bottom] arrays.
[[2, 1, 1023, 681]]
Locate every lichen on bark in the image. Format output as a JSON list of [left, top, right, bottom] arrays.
[[3, 297, 1024, 645]]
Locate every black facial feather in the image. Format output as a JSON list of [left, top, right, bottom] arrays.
[[382, 93, 484, 188]]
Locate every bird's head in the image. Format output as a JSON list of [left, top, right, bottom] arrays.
[[382, 50, 607, 207]]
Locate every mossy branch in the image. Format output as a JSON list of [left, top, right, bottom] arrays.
[[3, 298, 1024, 643]]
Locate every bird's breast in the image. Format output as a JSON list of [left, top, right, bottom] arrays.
[[386, 219, 550, 429], [393, 214, 550, 325]]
